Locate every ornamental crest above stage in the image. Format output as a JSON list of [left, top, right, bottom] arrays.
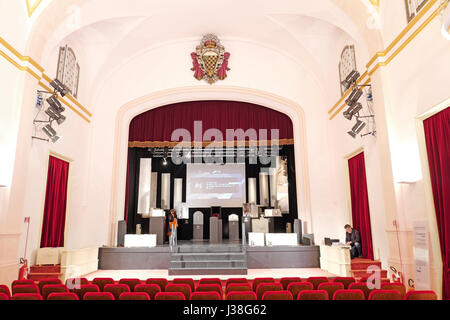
[[191, 34, 230, 84]]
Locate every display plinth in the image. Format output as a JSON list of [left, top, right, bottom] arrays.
[[124, 234, 157, 248]]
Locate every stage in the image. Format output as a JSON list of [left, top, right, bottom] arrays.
[[98, 241, 320, 275]]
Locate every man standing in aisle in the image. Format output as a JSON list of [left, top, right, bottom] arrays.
[[345, 224, 363, 259]]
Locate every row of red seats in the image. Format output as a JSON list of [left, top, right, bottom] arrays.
[[0, 277, 437, 301]]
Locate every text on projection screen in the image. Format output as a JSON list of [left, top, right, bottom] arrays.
[[186, 163, 246, 208]]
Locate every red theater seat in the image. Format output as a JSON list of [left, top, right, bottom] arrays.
[[381, 283, 406, 299], [318, 282, 345, 300], [104, 284, 130, 300], [226, 291, 257, 300], [306, 277, 328, 289], [191, 291, 222, 300], [199, 278, 222, 287], [262, 291, 293, 300], [38, 278, 62, 294], [12, 284, 39, 295], [73, 284, 100, 300], [333, 277, 356, 289], [119, 278, 142, 291], [333, 289, 366, 300], [83, 292, 115, 300], [252, 278, 275, 292], [225, 278, 249, 288], [280, 277, 302, 290], [42, 284, 69, 300], [47, 292, 79, 300], [405, 290, 438, 300], [297, 290, 329, 300], [287, 282, 314, 299], [348, 282, 375, 300], [146, 278, 169, 291], [369, 290, 402, 300], [65, 278, 89, 290], [119, 292, 150, 300], [11, 293, 43, 300], [91, 278, 115, 291], [0, 293, 10, 300], [226, 284, 252, 294], [196, 284, 222, 296], [172, 278, 195, 291], [12, 279, 35, 287], [0, 285, 11, 298], [134, 284, 161, 300], [166, 284, 192, 300], [256, 283, 283, 300], [155, 292, 186, 300]]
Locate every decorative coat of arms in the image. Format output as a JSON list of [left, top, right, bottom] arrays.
[[191, 34, 230, 84]]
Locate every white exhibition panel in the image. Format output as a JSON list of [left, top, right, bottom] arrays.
[[269, 167, 277, 206], [150, 172, 158, 209], [252, 217, 269, 233], [247, 178, 257, 204], [124, 234, 157, 248], [259, 171, 269, 206], [173, 178, 183, 209], [265, 233, 298, 246], [137, 158, 152, 214], [161, 173, 171, 209], [186, 163, 246, 207], [248, 232, 265, 247]]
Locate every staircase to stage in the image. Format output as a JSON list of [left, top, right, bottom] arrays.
[[169, 243, 248, 276]]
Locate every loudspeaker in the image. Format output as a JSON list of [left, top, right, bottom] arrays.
[[117, 220, 127, 247], [302, 233, 314, 246], [294, 219, 302, 244]]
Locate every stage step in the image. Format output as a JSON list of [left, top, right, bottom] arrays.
[[168, 244, 248, 275]]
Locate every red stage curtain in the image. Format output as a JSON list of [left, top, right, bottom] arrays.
[[129, 100, 293, 145], [424, 107, 450, 300], [40, 156, 70, 248], [348, 152, 374, 260]]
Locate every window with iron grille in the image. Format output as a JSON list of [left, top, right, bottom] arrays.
[[56, 45, 80, 98], [339, 45, 357, 96], [404, 0, 429, 23]]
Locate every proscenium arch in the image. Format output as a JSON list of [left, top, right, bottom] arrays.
[[108, 86, 312, 245]]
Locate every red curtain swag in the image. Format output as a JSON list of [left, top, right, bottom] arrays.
[[40, 156, 70, 248], [424, 107, 450, 300], [128, 100, 294, 147], [348, 152, 374, 260]]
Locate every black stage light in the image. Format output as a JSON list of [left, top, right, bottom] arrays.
[[343, 102, 363, 121], [347, 120, 366, 138], [42, 124, 61, 143], [345, 88, 363, 107], [45, 108, 66, 125], [50, 78, 69, 97], [341, 70, 360, 91], [46, 95, 65, 113]]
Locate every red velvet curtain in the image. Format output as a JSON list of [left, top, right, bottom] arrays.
[[348, 152, 374, 260], [129, 100, 294, 145], [40, 156, 70, 248], [424, 107, 450, 300]]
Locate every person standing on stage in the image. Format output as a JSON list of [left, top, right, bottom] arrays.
[[167, 209, 178, 245], [345, 224, 363, 259]]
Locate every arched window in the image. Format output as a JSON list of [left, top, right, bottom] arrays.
[[56, 45, 80, 98], [405, 0, 429, 23], [339, 45, 357, 96]]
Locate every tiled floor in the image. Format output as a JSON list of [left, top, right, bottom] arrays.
[[83, 268, 336, 281]]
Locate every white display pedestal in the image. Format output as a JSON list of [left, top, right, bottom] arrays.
[[124, 234, 157, 248], [265, 233, 298, 246], [319, 245, 352, 277], [248, 233, 265, 247]]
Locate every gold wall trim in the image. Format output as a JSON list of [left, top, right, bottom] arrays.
[[0, 36, 92, 122], [26, 0, 44, 17], [328, 0, 448, 120]]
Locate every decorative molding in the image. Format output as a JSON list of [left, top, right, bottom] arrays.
[[26, 0, 44, 17], [328, 0, 448, 120], [129, 139, 295, 148], [0, 36, 91, 122], [369, 0, 380, 10]]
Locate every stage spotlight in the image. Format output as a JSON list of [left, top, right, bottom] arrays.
[[45, 108, 66, 125], [50, 79, 69, 97], [42, 124, 61, 143], [46, 95, 65, 114], [341, 70, 360, 91], [162, 158, 168, 166], [345, 88, 363, 107], [347, 120, 366, 138], [343, 102, 363, 121]]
